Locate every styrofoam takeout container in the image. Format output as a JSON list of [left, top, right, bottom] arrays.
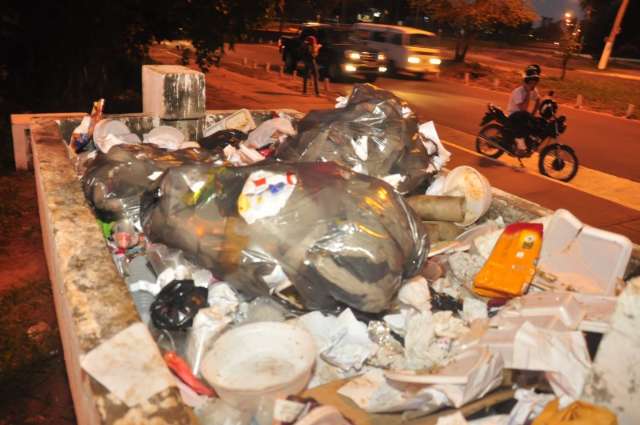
[[200, 322, 316, 411], [535, 209, 632, 295]]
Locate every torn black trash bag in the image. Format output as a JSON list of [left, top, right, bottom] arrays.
[[141, 161, 429, 313], [82, 143, 216, 224], [276, 84, 438, 194]]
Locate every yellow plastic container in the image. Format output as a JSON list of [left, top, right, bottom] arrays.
[[473, 223, 543, 298], [532, 399, 617, 425]]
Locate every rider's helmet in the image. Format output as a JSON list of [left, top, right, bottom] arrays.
[[524, 64, 541, 83]]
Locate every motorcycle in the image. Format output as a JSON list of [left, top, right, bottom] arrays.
[[475, 92, 579, 182]]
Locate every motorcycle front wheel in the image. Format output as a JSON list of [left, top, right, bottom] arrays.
[[538, 144, 579, 182], [475, 124, 504, 159]]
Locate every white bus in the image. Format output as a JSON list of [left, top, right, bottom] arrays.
[[352, 23, 442, 79]]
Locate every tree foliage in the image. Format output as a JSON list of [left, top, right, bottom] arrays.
[[0, 0, 271, 114], [425, 0, 538, 61], [0, 0, 272, 168]]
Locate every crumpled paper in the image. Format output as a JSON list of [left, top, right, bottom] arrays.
[[206, 283, 241, 316], [419, 121, 451, 171], [245, 117, 296, 149], [223, 144, 265, 166], [80, 322, 175, 407], [340, 347, 502, 414], [505, 388, 554, 425], [433, 311, 468, 339], [404, 311, 458, 371], [462, 297, 488, 324], [338, 368, 450, 413], [398, 276, 432, 312], [298, 309, 378, 373], [432, 277, 464, 300], [448, 252, 485, 284], [431, 347, 503, 408], [512, 322, 591, 403]]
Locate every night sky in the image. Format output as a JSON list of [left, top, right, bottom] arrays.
[[531, 0, 583, 20]]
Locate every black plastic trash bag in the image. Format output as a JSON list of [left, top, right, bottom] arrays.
[[141, 161, 429, 313], [276, 84, 438, 194], [150, 279, 209, 330], [82, 144, 216, 224]]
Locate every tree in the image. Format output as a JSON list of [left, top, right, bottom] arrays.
[[0, 0, 272, 169], [427, 0, 537, 62], [559, 18, 582, 80]]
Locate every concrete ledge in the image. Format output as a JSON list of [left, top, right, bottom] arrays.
[[11, 113, 85, 170], [31, 120, 195, 425]]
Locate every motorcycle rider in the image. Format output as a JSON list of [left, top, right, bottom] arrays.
[[506, 65, 541, 155]]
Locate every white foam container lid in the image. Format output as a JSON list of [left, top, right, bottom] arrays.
[[536, 209, 632, 295]]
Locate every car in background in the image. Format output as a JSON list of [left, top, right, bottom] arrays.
[[279, 23, 388, 82], [352, 23, 442, 79]]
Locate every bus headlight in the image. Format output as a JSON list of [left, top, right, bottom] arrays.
[[346, 51, 361, 60]]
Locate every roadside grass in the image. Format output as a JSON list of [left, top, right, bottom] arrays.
[[440, 61, 640, 118]]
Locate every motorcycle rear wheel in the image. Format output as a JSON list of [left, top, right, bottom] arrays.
[[538, 144, 579, 182], [476, 124, 504, 159]]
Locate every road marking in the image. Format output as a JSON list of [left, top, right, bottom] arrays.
[[440, 138, 640, 212]]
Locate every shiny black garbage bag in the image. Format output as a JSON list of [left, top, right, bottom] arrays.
[[276, 84, 438, 194], [82, 144, 216, 224], [141, 161, 429, 313]]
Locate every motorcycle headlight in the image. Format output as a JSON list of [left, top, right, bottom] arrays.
[[345, 50, 361, 60], [377, 53, 386, 61], [408, 56, 421, 64]]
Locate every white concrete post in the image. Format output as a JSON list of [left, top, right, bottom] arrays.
[[576, 94, 583, 109], [464, 72, 470, 85], [625, 104, 635, 118]]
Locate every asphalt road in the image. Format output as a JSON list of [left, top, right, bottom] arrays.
[[223, 44, 640, 183]]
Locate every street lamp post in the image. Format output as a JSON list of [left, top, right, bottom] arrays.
[[598, 0, 630, 70]]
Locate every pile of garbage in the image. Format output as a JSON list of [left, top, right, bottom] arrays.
[[72, 86, 634, 425]]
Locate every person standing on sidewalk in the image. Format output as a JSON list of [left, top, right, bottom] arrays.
[[302, 35, 321, 96]]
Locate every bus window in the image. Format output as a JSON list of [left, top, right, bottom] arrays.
[[389, 33, 403, 45], [371, 31, 386, 42], [407, 34, 438, 47], [351, 30, 370, 42]]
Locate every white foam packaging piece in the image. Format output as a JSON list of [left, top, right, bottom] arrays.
[[497, 292, 585, 329], [535, 209, 632, 295]]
